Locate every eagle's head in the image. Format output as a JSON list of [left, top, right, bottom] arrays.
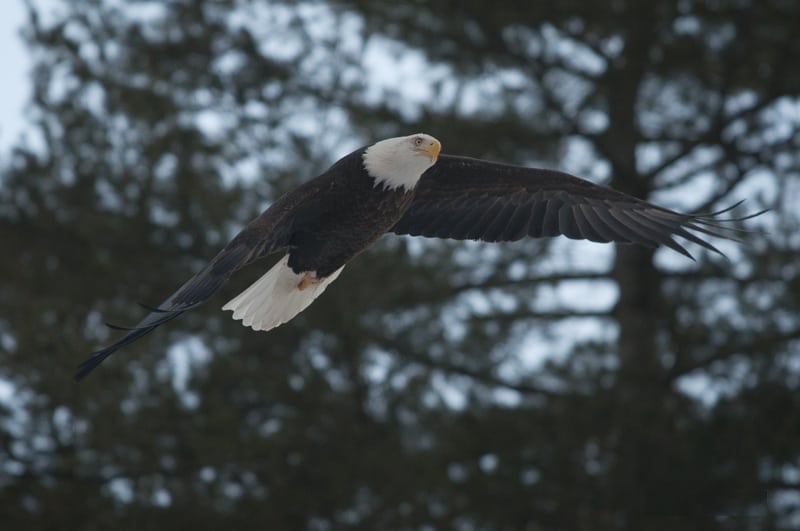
[[362, 133, 441, 191]]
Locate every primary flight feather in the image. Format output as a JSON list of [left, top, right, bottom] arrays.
[[75, 134, 758, 380]]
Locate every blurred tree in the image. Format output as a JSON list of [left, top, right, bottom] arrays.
[[1, 0, 799, 530]]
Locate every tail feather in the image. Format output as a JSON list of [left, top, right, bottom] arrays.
[[223, 255, 344, 331]]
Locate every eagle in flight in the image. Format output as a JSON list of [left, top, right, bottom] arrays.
[[75, 134, 758, 380]]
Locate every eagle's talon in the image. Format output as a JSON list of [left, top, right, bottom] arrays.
[[297, 273, 316, 291]]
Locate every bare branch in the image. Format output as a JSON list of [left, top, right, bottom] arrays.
[[470, 309, 612, 323], [406, 353, 565, 398], [667, 328, 800, 381], [644, 96, 782, 185]]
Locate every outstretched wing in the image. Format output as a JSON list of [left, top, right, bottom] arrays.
[[392, 155, 759, 257], [75, 203, 296, 381]]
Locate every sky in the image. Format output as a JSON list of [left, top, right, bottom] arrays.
[[0, 0, 27, 440], [0, 0, 30, 153]]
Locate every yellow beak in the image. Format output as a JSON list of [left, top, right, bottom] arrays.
[[422, 139, 441, 161]]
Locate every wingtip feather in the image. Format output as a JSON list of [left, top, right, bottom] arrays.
[[74, 350, 111, 382], [105, 322, 135, 331], [137, 301, 170, 313]]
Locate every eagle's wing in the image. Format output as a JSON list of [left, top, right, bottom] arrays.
[[392, 155, 757, 257], [75, 200, 297, 381]]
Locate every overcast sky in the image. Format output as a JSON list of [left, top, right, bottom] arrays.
[[0, 0, 30, 153]]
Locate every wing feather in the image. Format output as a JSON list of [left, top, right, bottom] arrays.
[[505, 200, 534, 241], [540, 198, 563, 237], [572, 205, 610, 242], [467, 196, 506, 240], [526, 191, 548, 237], [75, 199, 297, 381], [557, 204, 581, 240], [576, 204, 620, 243], [594, 207, 655, 247], [391, 155, 752, 255], [482, 201, 519, 242], [607, 209, 664, 245], [613, 209, 694, 258]]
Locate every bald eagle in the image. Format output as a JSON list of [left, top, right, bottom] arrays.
[[75, 134, 758, 380]]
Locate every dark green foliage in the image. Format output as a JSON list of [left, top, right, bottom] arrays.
[[1, 0, 799, 529]]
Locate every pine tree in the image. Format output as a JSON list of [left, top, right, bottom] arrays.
[[1, 0, 799, 529]]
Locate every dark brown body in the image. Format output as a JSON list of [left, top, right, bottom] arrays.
[[229, 148, 415, 279]]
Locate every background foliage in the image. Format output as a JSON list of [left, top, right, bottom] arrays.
[[2, 0, 800, 529]]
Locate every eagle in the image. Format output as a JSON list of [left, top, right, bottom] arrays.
[[75, 133, 758, 380]]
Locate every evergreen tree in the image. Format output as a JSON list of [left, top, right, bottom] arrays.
[[1, 0, 799, 529]]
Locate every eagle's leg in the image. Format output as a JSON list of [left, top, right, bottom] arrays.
[[297, 272, 319, 291]]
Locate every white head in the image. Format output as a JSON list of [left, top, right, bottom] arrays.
[[362, 133, 441, 191]]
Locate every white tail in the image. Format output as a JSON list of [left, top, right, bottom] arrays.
[[222, 255, 344, 331]]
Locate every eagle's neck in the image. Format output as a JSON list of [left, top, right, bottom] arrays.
[[362, 140, 433, 192]]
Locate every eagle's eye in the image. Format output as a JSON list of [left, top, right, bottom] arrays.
[[413, 137, 423, 146]]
